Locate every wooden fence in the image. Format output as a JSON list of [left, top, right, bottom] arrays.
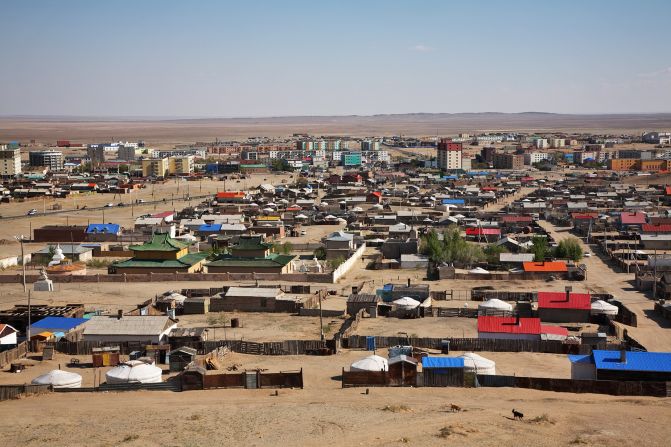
[[0, 342, 28, 369], [344, 335, 622, 354], [610, 300, 638, 327], [432, 308, 514, 318], [182, 369, 303, 390], [0, 384, 52, 402], [51, 338, 330, 357], [476, 375, 671, 397]]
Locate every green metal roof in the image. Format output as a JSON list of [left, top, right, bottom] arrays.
[[129, 233, 189, 252], [233, 236, 273, 251], [206, 253, 295, 268], [113, 252, 208, 269]]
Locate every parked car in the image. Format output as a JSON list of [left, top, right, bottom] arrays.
[[105, 203, 114, 207], [27, 209, 37, 216]]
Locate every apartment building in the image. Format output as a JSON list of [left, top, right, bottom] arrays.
[[0, 145, 21, 177], [493, 153, 524, 170], [361, 140, 380, 151], [169, 156, 194, 175], [118, 145, 138, 161], [87, 145, 106, 164], [535, 139, 549, 149], [141, 158, 170, 177], [437, 139, 462, 170], [524, 152, 551, 165], [29, 150, 64, 171]]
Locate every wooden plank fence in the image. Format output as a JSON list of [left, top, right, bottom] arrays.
[[51, 338, 330, 357], [345, 335, 622, 354], [476, 375, 671, 397], [0, 341, 28, 369], [0, 384, 52, 402]]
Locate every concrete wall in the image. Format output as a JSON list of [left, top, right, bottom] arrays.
[[333, 243, 366, 283]]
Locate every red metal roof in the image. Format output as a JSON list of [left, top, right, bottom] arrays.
[[571, 212, 598, 220], [500, 215, 532, 223], [619, 212, 647, 225], [151, 211, 174, 218], [216, 191, 245, 199], [540, 325, 569, 336], [522, 261, 568, 272], [477, 316, 541, 335], [642, 224, 671, 233], [465, 227, 501, 236], [666, 186, 671, 196], [537, 291, 591, 310]]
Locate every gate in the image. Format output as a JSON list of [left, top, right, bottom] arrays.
[[245, 371, 258, 389]]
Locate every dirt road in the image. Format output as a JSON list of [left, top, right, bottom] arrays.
[[538, 220, 671, 351]]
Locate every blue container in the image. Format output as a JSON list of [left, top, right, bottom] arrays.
[[366, 336, 376, 351]]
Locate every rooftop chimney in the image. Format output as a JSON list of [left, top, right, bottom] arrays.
[[407, 278, 411, 287], [117, 309, 123, 320], [565, 286, 573, 303], [620, 349, 627, 364]]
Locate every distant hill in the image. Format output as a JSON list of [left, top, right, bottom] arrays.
[[1, 112, 670, 142]]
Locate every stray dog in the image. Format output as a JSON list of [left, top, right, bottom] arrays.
[[449, 403, 462, 413], [512, 409, 524, 420]]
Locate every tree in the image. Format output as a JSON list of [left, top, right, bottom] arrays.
[[530, 236, 551, 262], [313, 247, 326, 260], [419, 226, 485, 268], [270, 159, 290, 172], [483, 244, 507, 264], [554, 238, 583, 261], [119, 164, 130, 173], [329, 256, 346, 269]]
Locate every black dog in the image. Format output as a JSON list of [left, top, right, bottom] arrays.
[[512, 409, 524, 420]]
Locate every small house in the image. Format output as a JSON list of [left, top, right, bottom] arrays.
[[421, 356, 465, 387], [537, 291, 591, 323], [83, 315, 177, 343], [183, 297, 210, 315], [0, 324, 18, 347], [346, 293, 380, 316], [388, 355, 418, 386], [569, 350, 671, 381]]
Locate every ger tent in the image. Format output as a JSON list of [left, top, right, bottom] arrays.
[[350, 355, 388, 372], [393, 297, 421, 310], [478, 299, 513, 312], [458, 352, 496, 375], [32, 370, 82, 388], [591, 300, 619, 316], [105, 360, 163, 384]]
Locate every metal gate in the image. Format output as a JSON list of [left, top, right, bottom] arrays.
[[245, 372, 258, 389]]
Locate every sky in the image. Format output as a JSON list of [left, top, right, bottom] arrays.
[[1, 0, 670, 117]]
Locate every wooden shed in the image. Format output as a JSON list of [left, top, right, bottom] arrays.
[[346, 293, 380, 316], [183, 297, 210, 315], [169, 346, 197, 372], [92, 346, 120, 367], [387, 355, 418, 386]]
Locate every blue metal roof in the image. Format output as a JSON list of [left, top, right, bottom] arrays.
[[30, 317, 88, 332], [592, 350, 671, 373], [442, 198, 465, 205], [421, 356, 464, 369], [568, 354, 592, 364], [198, 224, 222, 232], [382, 284, 394, 291], [443, 175, 458, 180], [86, 223, 120, 234]]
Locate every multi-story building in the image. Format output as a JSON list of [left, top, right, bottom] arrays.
[[608, 159, 638, 171], [493, 153, 524, 170], [169, 156, 194, 175], [142, 158, 170, 177], [437, 139, 462, 170], [342, 152, 362, 167], [29, 150, 64, 171], [361, 140, 380, 151], [481, 146, 496, 164], [87, 145, 106, 165], [550, 138, 566, 148], [642, 131, 671, 145], [0, 145, 21, 177], [524, 152, 551, 165], [535, 139, 549, 149], [118, 145, 138, 161]]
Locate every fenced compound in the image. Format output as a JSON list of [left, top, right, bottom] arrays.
[[181, 368, 303, 390], [0, 384, 52, 402], [476, 375, 671, 397], [470, 290, 536, 302], [49, 338, 330, 357], [344, 335, 623, 354], [432, 308, 514, 318], [0, 341, 28, 369]]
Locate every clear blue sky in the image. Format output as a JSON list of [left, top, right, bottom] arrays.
[[1, 0, 670, 117]]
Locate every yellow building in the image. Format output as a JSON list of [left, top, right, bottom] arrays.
[[142, 158, 170, 177], [168, 156, 194, 175]]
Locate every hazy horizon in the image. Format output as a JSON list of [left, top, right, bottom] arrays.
[[2, 0, 670, 117]]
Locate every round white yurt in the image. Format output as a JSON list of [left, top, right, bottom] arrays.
[[350, 355, 388, 372], [393, 297, 421, 310], [458, 353, 496, 375], [105, 360, 163, 384], [478, 299, 513, 312], [32, 370, 82, 388], [469, 267, 490, 274], [591, 300, 619, 316]]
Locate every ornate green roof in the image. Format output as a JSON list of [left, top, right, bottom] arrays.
[[129, 233, 189, 252], [206, 253, 295, 268], [233, 236, 273, 251], [113, 252, 208, 269]]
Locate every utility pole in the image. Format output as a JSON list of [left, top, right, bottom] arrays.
[[15, 235, 26, 293], [27, 290, 32, 342], [318, 289, 325, 341], [653, 248, 658, 300]]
